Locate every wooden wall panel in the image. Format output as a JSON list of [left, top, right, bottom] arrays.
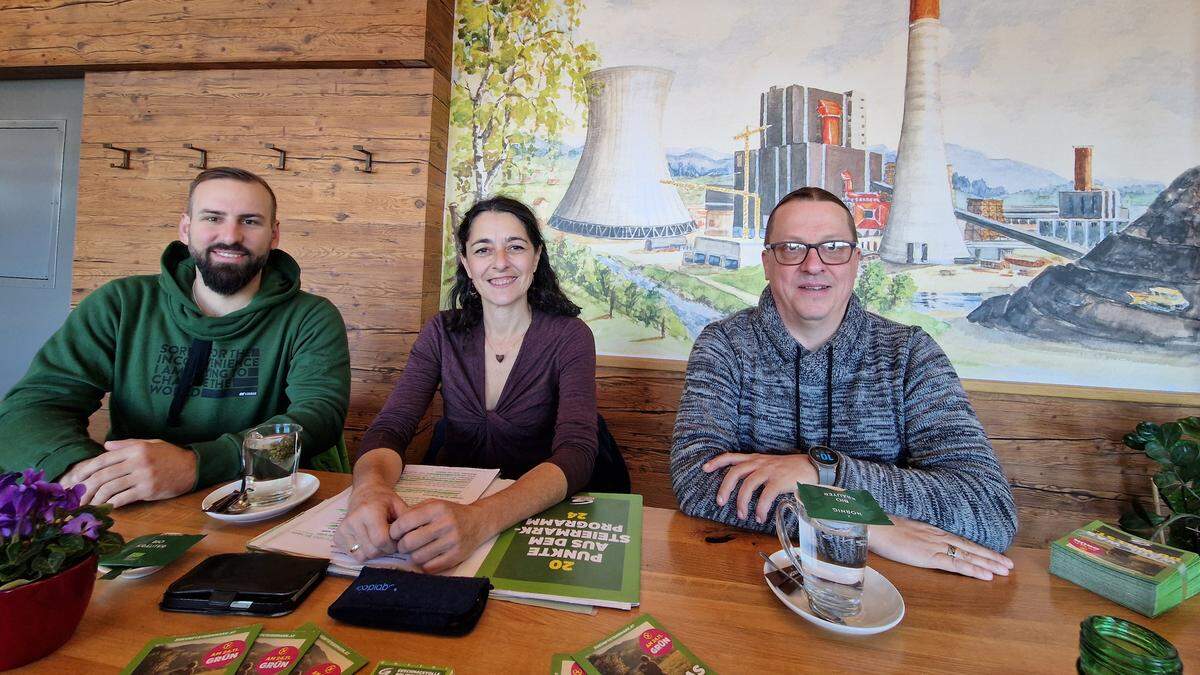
[[76, 67, 446, 448], [0, 0, 453, 76], [596, 365, 1200, 548]]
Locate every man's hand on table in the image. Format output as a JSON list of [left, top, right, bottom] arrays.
[[870, 515, 1014, 580], [61, 439, 197, 507], [391, 500, 492, 574], [703, 452, 818, 524], [335, 479, 410, 562]]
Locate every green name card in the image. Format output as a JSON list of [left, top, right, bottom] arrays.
[[100, 533, 205, 576], [796, 484, 893, 526]]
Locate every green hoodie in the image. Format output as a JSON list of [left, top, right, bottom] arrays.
[[0, 241, 350, 489]]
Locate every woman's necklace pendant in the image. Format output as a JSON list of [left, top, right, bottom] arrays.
[[495, 354, 505, 363]]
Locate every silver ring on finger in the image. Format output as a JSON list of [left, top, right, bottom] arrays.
[[946, 543, 961, 559], [349, 543, 361, 553]]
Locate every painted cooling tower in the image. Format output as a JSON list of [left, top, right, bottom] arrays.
[[549, 66, 695, 239], [879, 0, 969, 264]]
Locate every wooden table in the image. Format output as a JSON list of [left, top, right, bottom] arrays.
[[25, 471, 1198, 673]]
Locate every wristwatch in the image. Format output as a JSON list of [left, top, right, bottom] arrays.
[[808, 445, 840, 486]]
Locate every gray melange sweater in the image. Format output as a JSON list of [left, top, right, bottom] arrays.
[[670, 289, 1018, 552]]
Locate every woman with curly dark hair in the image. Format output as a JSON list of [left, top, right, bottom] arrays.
[[335, 196, 604, 572]]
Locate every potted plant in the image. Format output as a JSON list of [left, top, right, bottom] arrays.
[[0, 469, 124, 670], [1120, 416, 1200, 553]]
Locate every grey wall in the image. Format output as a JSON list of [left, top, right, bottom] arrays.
[[0, 79, 83, 394]]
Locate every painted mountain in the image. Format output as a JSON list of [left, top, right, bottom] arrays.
[[967, 165, 1200, 349], [666, 146, 733, 177]]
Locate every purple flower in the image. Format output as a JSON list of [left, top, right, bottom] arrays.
[[62, 512, 102, 540], [0, 484, 38, 538]]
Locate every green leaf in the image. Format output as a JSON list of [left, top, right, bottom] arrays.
[[5, 540, 22, 563], [1144, 439, 1172, 464], [1178, 416, 1200, 437], [1169, 440, 1199, 467], [1134, 421, 1160, 441], [31, 555, 56, 576], [1123, 432, 1147, 450], [1162, 422, 1183, 447]]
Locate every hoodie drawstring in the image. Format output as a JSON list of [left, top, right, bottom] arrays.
[[167, 337, 214, 427], [794, 342, 834, 451]]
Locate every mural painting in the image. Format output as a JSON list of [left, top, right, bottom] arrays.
[[442, 0, 1200, 393]]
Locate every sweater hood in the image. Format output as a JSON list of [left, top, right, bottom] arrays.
[[158, 241, 303, 340], [750, 287, 869, 378]]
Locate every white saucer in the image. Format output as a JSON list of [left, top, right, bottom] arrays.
[[764, 549, 904, 635], [202, 473, 320, 524]]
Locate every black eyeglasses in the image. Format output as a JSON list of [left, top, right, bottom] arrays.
[[764, 240, 857, 265]]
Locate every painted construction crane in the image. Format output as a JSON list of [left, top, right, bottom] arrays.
[[733, 124, 770, 239], [659, 179, 763, 238]]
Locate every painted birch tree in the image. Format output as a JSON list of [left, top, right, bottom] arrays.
[[451, 0, 599, 202]]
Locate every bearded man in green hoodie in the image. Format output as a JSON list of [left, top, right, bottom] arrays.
[[0, 167, 350, 507]]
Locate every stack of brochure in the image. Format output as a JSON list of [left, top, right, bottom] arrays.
[[554, 614, 714, 675], [1049, 520, 1200, 617], [248, 466, 643, 611], [121, 623, 367, 675]]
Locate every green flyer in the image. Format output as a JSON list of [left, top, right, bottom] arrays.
[[573, 614, 714, 675], [120, 624, 261, 675], [293, 626, 367, 675], [234, 624, 318, 675], [100, 532, 205, 578], [551, 653, 586, 674], [795, 484, 893, 526], [371, 661, 454, 674]]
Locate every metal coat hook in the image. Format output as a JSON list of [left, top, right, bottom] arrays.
[[103, 143, 131, 170], [353, 145, 375, 173], [183, 143, 208, 170], [264, 143, 287, 170]]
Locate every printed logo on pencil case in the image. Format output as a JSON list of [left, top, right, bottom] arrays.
[[357, 583, 396, 592]]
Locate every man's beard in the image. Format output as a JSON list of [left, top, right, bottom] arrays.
[[191, 244, 269, 296]]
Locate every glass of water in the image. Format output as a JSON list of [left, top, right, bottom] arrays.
[[775, 489, 869, 619], [241, 423, 303, 506]]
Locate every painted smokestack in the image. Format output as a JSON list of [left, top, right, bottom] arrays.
[[1074, 146, 1094, 191], [880, 0, 969, 264]]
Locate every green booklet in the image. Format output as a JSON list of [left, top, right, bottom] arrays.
[[551, 653, 585, 674], [100, 533, 205, 578], [234, 624, 318, 675], [370, 662, 454, 675], [293, 627, 368, 675], [573, 614, 714, 675], [795, 485, 892, 526], [475, 493, 642, 609], [1049, 520, 1200, 617], [121, 624, 262, 675]]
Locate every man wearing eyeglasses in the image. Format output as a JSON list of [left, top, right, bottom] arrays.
[[670, 186, 1018, 580]]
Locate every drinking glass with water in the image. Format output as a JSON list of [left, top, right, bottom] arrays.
[[775, 490, 869, 619], [241, 423, 303, 506]]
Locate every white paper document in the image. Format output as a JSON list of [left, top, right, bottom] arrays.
[[248, 465, 504, 575]]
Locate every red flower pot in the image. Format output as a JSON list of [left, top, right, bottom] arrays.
[[0, 554, 97, 670]]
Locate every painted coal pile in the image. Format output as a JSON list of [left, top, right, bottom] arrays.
[[968, 165, 1199, 348]]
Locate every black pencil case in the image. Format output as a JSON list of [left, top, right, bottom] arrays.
[[327, 567, 492, 636], [161, 552, 327, 616]]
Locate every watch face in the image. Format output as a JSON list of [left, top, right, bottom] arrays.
[[811, 447, 837, 464]]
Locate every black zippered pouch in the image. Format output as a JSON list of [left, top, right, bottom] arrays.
[[160, 552, 327, 616], [327, 567, 492, 635]]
